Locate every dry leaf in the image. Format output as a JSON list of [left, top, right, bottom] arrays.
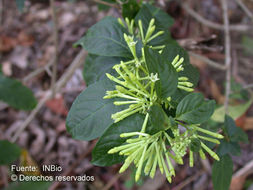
[[17, 31, 34, 46], [230, 175, 246, 190], [209, 79, 225, 104], [243, 117, 253, 130], [20, 149, 41, 176], [0, 35, 17, 52], [46, 94, 68, 116]]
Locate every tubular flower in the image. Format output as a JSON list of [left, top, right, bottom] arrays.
[[108, 130, 176, 182], [108, 118, 223, 182]]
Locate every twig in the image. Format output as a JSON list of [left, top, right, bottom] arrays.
[[189, 52, 226, 70], [49, 140, 96, 190], [200, 158, 211, 175], [172, 170, 205, 190], [0, 0, 3, 25], [101, 173, 123, 190], [243, 84, 253, 89], [11, 50, 87, 143], [222, 0, 232, 114], [50, 0, 59, 98], [181, 3, 253, 32], [234, 0, 253, 20], [23, 59, 54, 83], [233, 159, 253, 178], [93, 0, 120, 9]]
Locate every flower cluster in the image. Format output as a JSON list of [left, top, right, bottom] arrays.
[[104, 18, 193, 122], [105, 18, 223, 183], [108, 113, 223, 182]]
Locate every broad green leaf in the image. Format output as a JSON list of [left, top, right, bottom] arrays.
[[0, 140, 21, 165], [122, 0, 140, 19], [211, 99, 252, 122], [92, 113, 144, 166], [161, 43, 199, 87], [83, 54, 122, 86], [176, 93, 215, 124], [135, 4, 174, 46], [76, 16, 131, 58], [0, 74, 37, 110], [217, 140, 241, 156], [230, 78, 250, 101], [66, 79, 123, 141], [224, 115, 248, 143], [190, 138, 201, 152], [144, 47, 178, 99], [4, 182, 51, 190], [148, 105, 171, 134], [212, 154, 233, 190]]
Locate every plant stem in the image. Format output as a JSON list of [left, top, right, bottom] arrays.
[[222, 0, 232, 114], [50, 0, 59, 98]]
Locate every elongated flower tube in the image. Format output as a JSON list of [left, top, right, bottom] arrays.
[[108, 131, 177, 182]]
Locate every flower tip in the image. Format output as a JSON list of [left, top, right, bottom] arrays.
[[216, 134, 224, 139], [214, 155, 220, 161], [108, 148, 115, 154], [135, 173, 140, 182], [166, 176, 172, 183]]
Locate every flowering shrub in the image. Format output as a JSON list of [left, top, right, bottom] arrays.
[[66, 2, 248, 189]]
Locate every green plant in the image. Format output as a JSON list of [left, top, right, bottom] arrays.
[[66, 2, 248, 189], [0, 66, 37, 110]]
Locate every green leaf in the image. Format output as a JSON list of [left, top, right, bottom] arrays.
[[83, 54, 122, 86], [148, 105, 171, 133], [75, 16, 131, 58], [211, 99, 252, 123], [0, 74, 37, 110], [4, 182, 51, 190], [242, 35, 253, 55], [15, 0, 26, 12], [66, 79, 123, 141], [217, 140, 241, 156], [0, 140, 21, 165], [97, 0, 116, 10], [224, 115, 248, 143], [176, 93, 215, 124], [92, 113, 144, 166], [135, 4, 174, 46], [212, 154, 233, 190], [161, 43, 199, 87], [122, 0, 140, 20], [144, 47, 178, 99], [190, 138, 201, 152]]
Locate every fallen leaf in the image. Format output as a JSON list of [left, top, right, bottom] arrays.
[[2, 61, 12, 76], [0, 35, 17, 52], [235, 114, 246, 128], [20, 149, 41, 176], [45, 94, 68, 116], [211, 99, 253, 122], [230, 175, 246, 190], [209, 79, 225, 104], [17, 31, 34, 46], [243, 117, 253, 130], [10, 46, 31, 69]]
